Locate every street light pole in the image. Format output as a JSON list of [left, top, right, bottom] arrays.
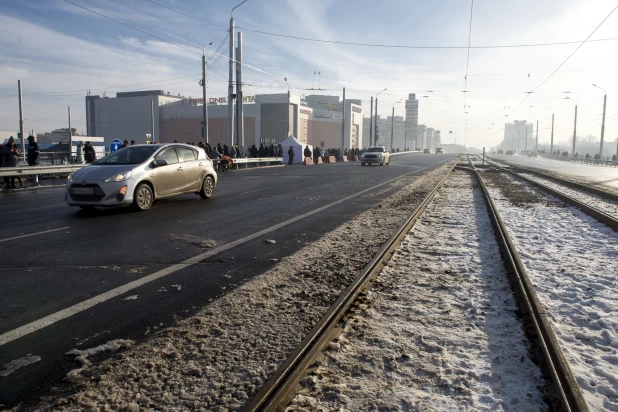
[[566, 97, 578, 156], [546, 107, 554, 153], [284, 78, 290, 139], [369, 96, 373, 147], [390, 99, 402, 150], [593, 84, 607, 158], [375, 88, 387, 146]]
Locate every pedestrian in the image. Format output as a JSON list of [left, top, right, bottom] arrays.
[[3, 136, 21, 189], [84, 141, 96, 164], [234, 144, 241, 158], [121, 140, 129, 149], [130, 140, 136, 146], [287, 146, 295, 165], [223, 145, 230, 156], [27, 135, 40, 166], [304, 145, 311, 160], [229, 144, 237, 158]]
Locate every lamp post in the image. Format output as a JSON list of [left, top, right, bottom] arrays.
[[284, 77, 290, 139], [374, 88, 387, 146], [565, 96, 578, 156], [202, 42, 213, 144], [390, 99, 402, 150], [593, 84, 607, 158], [545, 107, 554, 153]]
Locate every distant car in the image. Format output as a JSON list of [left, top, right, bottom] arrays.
[[423, 149, 431, 154], [528, 151, 538, 157], [435, 148, 444, 154], [360, 146, 390, 166], [505, 150, 514, 155], [497, 149, 504, 154], [66, 144, 217, 211]]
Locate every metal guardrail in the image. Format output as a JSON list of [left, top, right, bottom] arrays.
[[539, 154, 618, 167], [0, 165, 85, 178]]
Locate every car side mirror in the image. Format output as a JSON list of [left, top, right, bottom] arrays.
[[153, 159, 168, 167]]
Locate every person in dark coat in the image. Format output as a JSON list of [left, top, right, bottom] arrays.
[[303, 145, 311, 159], [3, 136, 21, 189], [83, 141, 96, 164], [287, 146, 295, 165], [27, 135, 40, 166]]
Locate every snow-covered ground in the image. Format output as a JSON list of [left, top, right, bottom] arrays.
[[30, 164, 455, 411], [287, 171, 547, 411], [518, 172, 618, 220], [482, 170, 618, 411]]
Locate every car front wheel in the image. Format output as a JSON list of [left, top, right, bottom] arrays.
[[199, 176, 215, 199], [134, 183, 154, 211]]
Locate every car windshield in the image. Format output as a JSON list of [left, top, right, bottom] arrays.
[[366, 147, 384, 152], [93, 146, 159, 165]]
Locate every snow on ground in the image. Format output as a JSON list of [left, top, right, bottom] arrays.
[[32, 163, 455, 411], [287, 171, 547, 411], [482, 170, 618, 411], [518, 172, 618, 220], [0, 355, 41, 377]]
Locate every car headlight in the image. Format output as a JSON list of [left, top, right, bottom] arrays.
[[104, 171, 132, 183], [68, 172, 74, 182]]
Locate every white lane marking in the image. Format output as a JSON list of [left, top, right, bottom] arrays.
[[0, 227, 70, 243], [239, 188, 270, 195], [0, 161, 451, 346]]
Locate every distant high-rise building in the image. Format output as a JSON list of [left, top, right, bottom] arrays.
[[405, 93, 419, 150], [417, 125, 426, 149], [502, 120, 533, 151]]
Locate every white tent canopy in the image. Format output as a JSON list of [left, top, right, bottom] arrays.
[[281, 135, 312, 164]]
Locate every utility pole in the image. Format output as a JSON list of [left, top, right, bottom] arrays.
[[374, 98, 379, 145], [369, 96, 373, 147], [68, 106, 73, 163], [404, 116, 408, 151], [525, 123, 528, 153], [151, 101, 155, 143], [202, 53, 208, 144], [390, 106, 395, 150], [550, 113, 554, 153], [572, 104, 578, 156], [600, 92, 607, 158], [341, 87, 345, 150], [18, 80, 25, 155], [236, 32, 244, 149], [228, 14, 235, 149], [535, 119, 538, 151]]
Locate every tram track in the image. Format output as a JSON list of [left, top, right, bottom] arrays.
[[478, 155, 618, 232], [246, 157, 591, 411]]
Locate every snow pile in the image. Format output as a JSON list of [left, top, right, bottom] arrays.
[[64, 339, 135, 383], [34, 163, 455, 411], [483, 171, 618, 411], [287, 171, 547, 411]]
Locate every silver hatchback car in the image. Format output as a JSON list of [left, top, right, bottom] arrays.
[[66, 144, 217, 211]]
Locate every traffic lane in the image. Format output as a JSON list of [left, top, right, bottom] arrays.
[[0, 159, 452, 407], [494, 154, 618, 190], [1, 159, 449, 334]]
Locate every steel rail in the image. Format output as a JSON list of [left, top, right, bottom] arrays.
[[482, 158, 618, 232], [485, 156, 618, 202], [244, 161, 458, 412], [469, 159, 589, 412]]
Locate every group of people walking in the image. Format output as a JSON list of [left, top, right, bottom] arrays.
[[1, 135, 40, 189]]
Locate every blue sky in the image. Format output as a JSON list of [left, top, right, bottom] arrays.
[[1, 0, 618, 149]]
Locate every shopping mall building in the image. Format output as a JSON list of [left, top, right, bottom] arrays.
[[86, 90, 363, 151]]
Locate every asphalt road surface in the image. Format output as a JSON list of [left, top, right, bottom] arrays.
[[0, 153, 453, 407], [492, 154, 618, 191]]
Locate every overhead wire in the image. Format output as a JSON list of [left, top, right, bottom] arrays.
[[63, 0, 203, 55], [507, 3, 618, 116]]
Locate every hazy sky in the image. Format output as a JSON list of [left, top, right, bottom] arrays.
[[1, 0, 618, 149]]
